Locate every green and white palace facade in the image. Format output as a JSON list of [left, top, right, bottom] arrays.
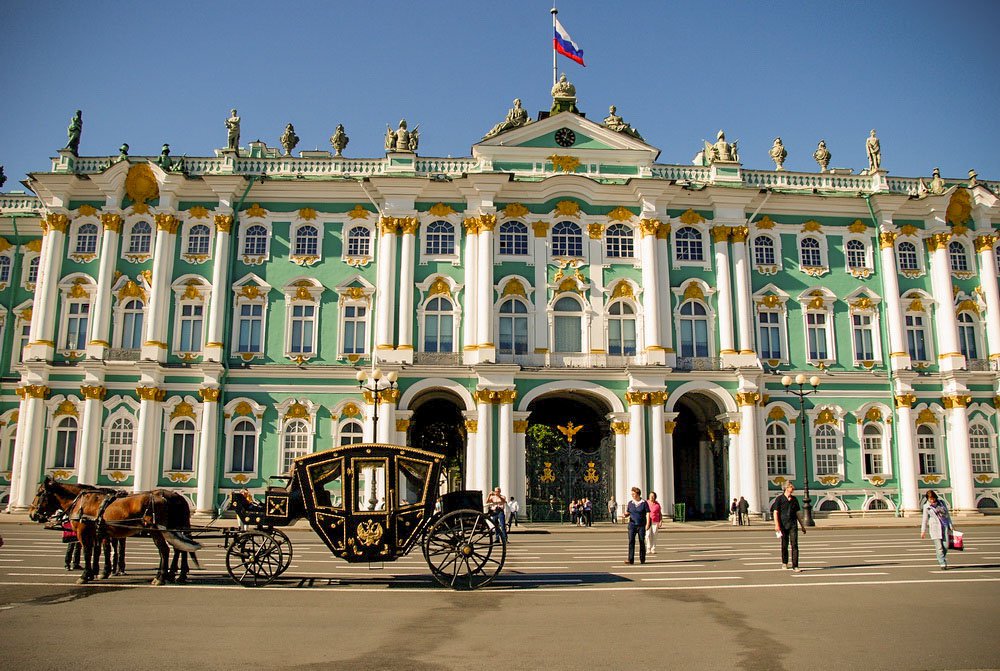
[[2, 87, 1000, 519]]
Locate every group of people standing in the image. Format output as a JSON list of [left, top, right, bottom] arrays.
[[568, 498, 594, 526], [730, 496, 751, 526]]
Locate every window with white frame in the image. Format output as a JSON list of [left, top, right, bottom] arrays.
[[806, 311, 832, 361], [678, 300, 709, 357], [230, 419, 257, 473], [170, 419, 196, 472], [346, 225, 371, 257], [236, 303, 263, 354], [905, 313, 930, 361], [340, 420, 364, 446], [845, 239, 868, 270], [422, 297, 455, 353], [425, 220, 456, 256], [178, 302, 205, 354], [916, 424, 941, 475], [75, 223, 99, 256], [605, 224, 634, 259], [948, 240, 970, 273], [289, 304, 317, 355], [995, 244, 1000, 275], [243, 224, 268, 257], [814, 424, 840, 476], [970, 424, 995, 473], [753, 235, 776, 266], [106, 417, 133, 471], [63, 299, 90, 351], [553, 295, 583, 353], [499, 221, 528, 256], [498, 298, 529, 355], [675, 227, 704, 262], [765, 423, 790, 476], [799, 237, 822, 267], [52, 416, 78, 469], [341, 301, 368, 356], [1, 425, 16, 473], [127, 220, 152, 255], [0, 256, 10, 286], [852, 312, 877, 362], [281, 419, 311, 473], [26, 256, 39, 287], [606, 300, 637, 356], [293, 224, 319, 257], [186, 224, 212, 257], [957, 311, 981, 360], [117, 299, 145, 350], [552, 221, 583, 258], [758, 309, 783, 360], [861, 424, 885, 476], [896, 241, 920, 272], [12, 307, 31, 367]]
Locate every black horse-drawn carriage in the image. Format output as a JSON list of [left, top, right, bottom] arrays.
[[226, 442, 506, 590]]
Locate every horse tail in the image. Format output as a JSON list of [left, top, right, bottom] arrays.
[[162, 530, 202, 553], [189, 552, 201, 569]]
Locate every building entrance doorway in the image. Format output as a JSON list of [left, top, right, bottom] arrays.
[[672, 393, 729, 520], [406, 394, 466, 493]]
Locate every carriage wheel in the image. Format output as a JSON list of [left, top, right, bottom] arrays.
[[422, 510, 506, 590], [269, 528, 293, 576], [226, 531, 284, 587]]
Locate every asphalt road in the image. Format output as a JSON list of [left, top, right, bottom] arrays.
[[1, 523, 998, 671]]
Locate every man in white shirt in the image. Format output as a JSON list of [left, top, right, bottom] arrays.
[[507, 497, 520, 530]]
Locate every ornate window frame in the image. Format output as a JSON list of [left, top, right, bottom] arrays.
[[604, 222, 636, 261], [751, 232, 782, 275], [45, 395, 81, 475], [796, 232, 829, 277], [497, 220, 530, 259], [276, 398, 319, 473], [171, 275, 212, 359], [671, 224, 710, 270], [420, 215, 460, 264], [161, 395, 203, 481], [21, 240, 42, 291], [798, 288, 836, 367], [913, 404, 946, 481], [548, 291, 589, 356], [331, 401, 366, 446], [282, 277, 324, 362], [335, 278, 375, 362], [223, 398, 266, 485], [844, 290, 882, 368], [231, 274, 271, 360], [342, 221, 374, 267], [855, 403, 893, 481], [290, 212, 324, 266], [180, 215, 214, 264], [238, 214, 272, 265], [57, 274, 97, 357], [948, 238, 976, 279], [495, 275, 535, 357], [0, 409, 18, 482], [895, 235, 925, 278], [763, 402, 797, 482], [672, 280, 717, 358], [101, 396, 140, 483], [754, 285, 790, 365], [416, 275, 462, 355], [109, 275, 150, 353], [956, 304, 984, 361], [843, 232, 873, 279], [10, 301, 32, 368], [0, 235, 14, 292], [551, 220, 586, 262], [901, 291, 934, 366], [807, 405, 845, 482], [968, 414, 997, 477], [496, 295, 533, 357], [121, 216, 154, 263], [604, 297, 640, 358], [68, 215, 102, 263]]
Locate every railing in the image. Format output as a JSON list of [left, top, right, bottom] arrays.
[[966, 358, 996, 372], [651, 165, 712, 182], [412, 352, 461, 366], [674, 356, 723, 371], [0, 194, 43, 212], [106, 348, 140, 362], [742, 169, 873, 192]]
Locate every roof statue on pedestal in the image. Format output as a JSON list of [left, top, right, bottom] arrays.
[[157, 144, 173, 170], [65, 110, 83, 155], [117, 143, 129, 163], [280, 123, 299, 157], [602, 105, 643, 141], [550, 73, 579, 114], [225, 109, 241, 154], [813, 140, 831, 172], [929, 168, 947, 195], [705, 130, 739, 164], [0, 165, 6, 189], [769, 137, 787, 170], [968, 169, 979, 188], [385, 119, 418, 153], [483, 99, 531, 139], [330, 124, 349, 157], [865, 129, 881, 173]]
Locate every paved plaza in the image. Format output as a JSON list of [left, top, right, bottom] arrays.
[[1, 521, 999, 670]]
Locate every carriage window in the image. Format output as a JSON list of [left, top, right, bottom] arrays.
[[309, 459, 344, 509], [355, 459, 387, 511], [397, 458, 430, 507]]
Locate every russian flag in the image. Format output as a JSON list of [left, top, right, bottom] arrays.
[[554, 18, 586, 66]]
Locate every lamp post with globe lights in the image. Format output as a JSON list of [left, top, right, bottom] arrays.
[[781, 373, 821, 527], [356, 368, 398, 441]]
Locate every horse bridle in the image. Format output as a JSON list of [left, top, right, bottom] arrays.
[[29, 482, 53, 522]]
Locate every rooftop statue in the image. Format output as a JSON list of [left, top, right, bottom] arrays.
[[157, 143, 173, 170], [280, 123, 299, 157], [968, 168, 979, 188], [0, 165, 6, 189], [865, 129, 881, 173], [65, 110, 83, 155], [330, 124, 349, 157], [708, 130, 739, 163], [813, 140, 831, 172], [602, 105, 643, 141], [385, 119, 418, 153], [929, 167, 946, 195], [483, 98, 530, 139], [769, 137, 788, 170], [550, 73, 579, 114], [225, 109, 241, 154], [117, 143, 129, 163]]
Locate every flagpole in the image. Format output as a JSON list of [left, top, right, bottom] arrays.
[[551, 4, 558, 87]]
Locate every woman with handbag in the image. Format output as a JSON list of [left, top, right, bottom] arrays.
[[920, 490, 953, 570]]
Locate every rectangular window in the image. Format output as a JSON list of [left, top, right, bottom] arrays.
[[290, 304, 316, 354], [237, 303, 263, 353], [179, 304, 204, 353], [65, 302, 90, 350], [343, 305, 367, 355], [171, 433, 195, 471], [554, 316, 582, 353], [758, 311, 782, 359], [852, 313, 875, 361], [815, 452, 838, 476], [806, 313, 829, 360], [863, 437, 884, 476], [121, 310, 143, 350], [917, 435, 939, 475], [905, 314, 927, 361]]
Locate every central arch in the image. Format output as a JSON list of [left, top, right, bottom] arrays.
[[404, 386, 470, 494], [668, 386, 733, 521]]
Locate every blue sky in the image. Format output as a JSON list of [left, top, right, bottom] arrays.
[[1, 1, 997, 191]]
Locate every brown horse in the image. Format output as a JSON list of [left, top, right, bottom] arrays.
[[29, 476, 200, 585]]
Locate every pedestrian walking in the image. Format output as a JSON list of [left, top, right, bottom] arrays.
[[730, 498, 739, 526], [646, 492, 662, 554], [624, 487, 651, 565], [920, 490, 953, 570], [508, 497, 520, 530], [608, 496, 618, 524], [737, 496, 750, 526], [568, 499, 577, 525], [770, 482, 807, 572], [60, 513, 83, 570], [486, 487, 508, 542]]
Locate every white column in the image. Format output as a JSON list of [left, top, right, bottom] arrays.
[[10, 388, 47, 509], [638, 220, 663, 363], [879, 232, 909, 369], [204, 215, 233, 362], [722, 415, 742, 505], [663, 412, 678, 511], [927, 234, 963, 371], [712, 226, 736, 356], [737, 396, 761, 512], [87, 215, 122, 358], [609, 413, 629, 518], [625, 395, 647, 494], [374, 217, 398, 353], [513, 411, 530, 512], [140, 214, 179, 361], [195, 387, 220, 514], [132, 387, 164, 491], [476, 397, 492, 493], [944, 397, 975, 511], [649, 395, 666, 502], [76, 386, 105, 485], [462, 219, 479, 363], [376, 394, 396, 444], [588, 228, 606, 358], [497, 391, 513, 499], [26, 215, 67, 360], [532, 223, 548, 357], [894, 397, 920, 512], [362, 396, 376, 442], [463, 411, 478, 491], [394, 410, 413, 446], [975, 234, 1000, 360], [476, 215, 496, 361], [396, 219, 417, 360], [731, 227, 755, 354], [655, 224, 675, 358], [699, 440, 711, 511]]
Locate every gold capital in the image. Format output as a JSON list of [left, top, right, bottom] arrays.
[[513, 420, 529, 433], [926, 232, 952, 252], [879, 231, 897, 249], [100, 213, 123, 233], [462, 217, 480, 235], [214, 214, 233, 233], [648, 391, 668, 406], [399, 217, 420, 235], [736, 391, 761, 407], [464, 419, 478, 433], [379, 217, 399, 235], [16, 384, 50, 400], [730, 226, 749, 243], [44, 213, 70, 234], [136, 386, 167, 402], [532, 221, 550, 238], [941, 394, 971, 409], [664, 420, 676, 434], [655, 222, 671, 239], [638, 218, 660, 238], [587, 223, 605, 240], [973, 233, 997, 254], [80, 385, 107, 401], [711, 226, 731, 243], [155, 213, 180, 234], [395, 419, 411, 432], [479, 214, 497, 232], [198, 387, 221, 403], [611, 421, 630, 435], [894, 394, 917, 408], [724, 421, 741, 435]]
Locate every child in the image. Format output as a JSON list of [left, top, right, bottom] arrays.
[[61, 514, 83, 571]]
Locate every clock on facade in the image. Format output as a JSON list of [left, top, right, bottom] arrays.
[[554, 128, 576, 147]]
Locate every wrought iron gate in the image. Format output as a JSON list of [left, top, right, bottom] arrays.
[[526, 427, 612, 522]]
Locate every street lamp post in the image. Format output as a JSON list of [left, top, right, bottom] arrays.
[[781, 373, 821, 527], [356, 367, 398, 441]]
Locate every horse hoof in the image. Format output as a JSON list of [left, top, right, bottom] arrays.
[[77, 576, 90, 585], [151, 577, 164, 586]]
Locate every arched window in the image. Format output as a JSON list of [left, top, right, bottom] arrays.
[[553, 296, 583, 353], [498, 298, 528, 355], [187, 224, 211, 256], [76, 223, 98, 255], [867, 498, 889, 511], [552, 221, 583, 258], [120, 299, 144, 350], [897, 241, 919, 271], [281, 419, 311, 473], [819, 499, 841, 512], [957, 311, 980, 359], [862, 424, 884, 476], [753, 235, 776, 266], [799, 237, 821, 267], [346, 226, 370, 257], [678, 300, 709, 357], [499, 221, 528, 256], [425, 221, 455, 256], [605, 224, 634, 259], [814, 424, 839, 476], [916, 425, 940, 475], [244, 225, 268, 256], [294, 224, 319, 257], [423, 296, 455, 353], [128, 221, 152, 255], [606, 300, 637, 356], [765, 423, 789, 476], [970, 424, 995, 474], [230, 419, 257, 473], [846, 239, 867, 269], [340, 420, 364, 446], [675, 227, 703, 262], [978, 497, 999, 510], [27, 257, 40, 285], [0, 256, 10, 284], [948, 241, 969, 272], [107, 417, 133, 471], [170, 419, 196, 472], [53, 416, 78, 469]]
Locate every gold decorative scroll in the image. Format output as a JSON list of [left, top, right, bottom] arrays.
[[848, 220, 867, 234], [607, 206, 634, 222], [245, 203, 267, 218], [532, 221, 550, 238], [678, 209, 705, 225], [503, 203, 529, 219], [554, 201, 581, 218], [348, 204, 370, 219], [502, 278, 527, 298], [428, 203, 455, 217], [170, 401, 196, 420], [298, 207, 318, 220], [548, 155, 581, 173], [125, 163, 159, 205]]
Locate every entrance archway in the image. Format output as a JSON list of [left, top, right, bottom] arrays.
[[406, 393, 466, 492], [671, 392, 729, 520], [525, 393, 613, 522]]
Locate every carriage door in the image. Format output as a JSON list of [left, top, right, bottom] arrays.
[[347, 456, 394, 561]]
